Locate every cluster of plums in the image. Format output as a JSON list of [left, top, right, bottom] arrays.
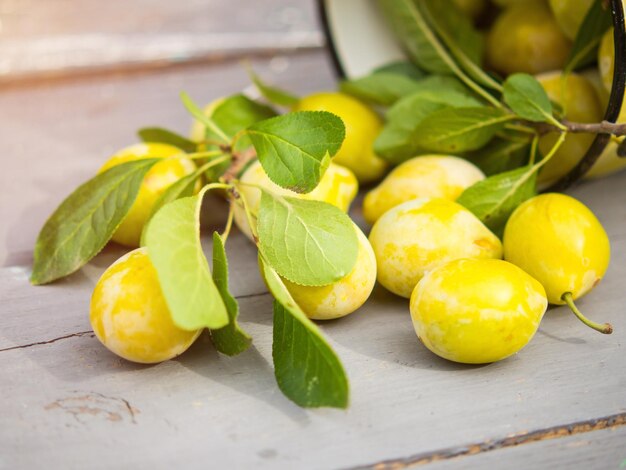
[[89, 0, 620, 366]]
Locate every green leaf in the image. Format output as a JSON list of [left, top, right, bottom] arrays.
[[141, 160, 218, 242], [339, 72, 423, 106], [413, 107, 512, 153], [420, 0, 502, 92], [31, 159, 159, 285], [144, 189, 229, 330], [378, 0, 450, 73], [420, 0, 483, 66], [503, 74, 554, 123], [457, 165, 538, 236], [246, 111, 345, 193], [375, 86, 482, 163], [257, 191, 358, 286], [203, 94, 277, 151], [137, 127, 198, 153], [248, 68, 299, 107], [565, 0, 612, 73], [209, 232, 252, 356], [373, 60, 425, 80], [260, 260, 349, 408], [181, 91, 230, 144], [463, 137, 531, 176]]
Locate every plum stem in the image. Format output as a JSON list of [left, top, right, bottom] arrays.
[[561, 292, 613, 334]]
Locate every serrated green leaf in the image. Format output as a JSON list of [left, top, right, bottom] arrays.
[[138, 127, 198, 153], [420, 0, 483, 68], [339, 73, 423, 106], [145, 166, 203, 226], [31, 159, 159, 285], [181, 91, 230, 144], [373, 61, 425, 80], [457, 165, 538, 236], [203, 94, 277, 152], [565, 0, 612, 73], [209, 232, 252, 356], [413, 107, 512, 153], [246, 111, 345, 193], [144, 189, 228, 330], [257, 191, 358, 286], [378, 0, 450, 73], [503, 74, 554, 123], [248, 68, 299, 107], [260, 259, 349, 409], [376, 89, 484, 163], [463, 137, 531, 176]]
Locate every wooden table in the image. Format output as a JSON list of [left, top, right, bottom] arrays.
[[1, 1, 625, 468]]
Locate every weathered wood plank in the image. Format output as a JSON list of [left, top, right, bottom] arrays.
[[0, 49, 336, 267], [1, 171, 625, 469], [387, 426, 626, 470], [0, 0, 323, 81]]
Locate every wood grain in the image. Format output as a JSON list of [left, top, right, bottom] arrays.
[[1, 169, 625, 469], [0, 0, 323, 81]]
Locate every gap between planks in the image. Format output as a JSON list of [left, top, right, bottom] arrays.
[[348, 412, 626, 470], [0, 32, 325, 87]]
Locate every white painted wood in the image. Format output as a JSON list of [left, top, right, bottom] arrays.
[[1, 170, 626, 469]]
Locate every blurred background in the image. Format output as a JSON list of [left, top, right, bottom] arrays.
[[0, 0, 337, 266], [0, 0, 324, 80]]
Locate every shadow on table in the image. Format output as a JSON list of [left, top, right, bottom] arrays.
[[180, 333, 311, 425], [316, 285, 489, 373]]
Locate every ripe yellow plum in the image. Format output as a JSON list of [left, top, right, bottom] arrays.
[[293, 92, 388, 184], [536, 72, 603, 185], [283, 225, 376, 320], [233, 160, 358, 240], [599, 28, 615, 92], [98, 143, 198, 247], [411, 259, 547, 364], [363, 155, 484, 224], [90, 248, 202, 364], [369, 198, 502, 298], [504, 193, 612, 334], [548, 0, 593, 40], [486, 1, 571, 76]]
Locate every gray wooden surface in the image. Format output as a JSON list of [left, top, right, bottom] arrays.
[[1, 1, 625, 469]]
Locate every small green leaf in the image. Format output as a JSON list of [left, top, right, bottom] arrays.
[[248, 68, 299, 107], [31, 159, 159, 285], [373, 61, 425, 80], [144, 189, 229, 330], [420, 0, 483, 67], [206, 94, 277, 151], [565, 0, 612, 73], [246, 111, 345, 193], [463, 137, 531, 176], [457, 165, 538, 236], [503, 74, 554, 123], [413, 107, 512, 153], [260, 260, 349, 409], [375, 84, 483, 163], [137, 127, 198, 153], [210, 232, 252, 356], [340, 73, 423, 106], [378, 0, 450, 73], [257, 191, 358, 286], [181, 91, 230, 144]]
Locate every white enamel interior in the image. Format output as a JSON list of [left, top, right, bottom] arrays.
[[324, 0, 406, 78]]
